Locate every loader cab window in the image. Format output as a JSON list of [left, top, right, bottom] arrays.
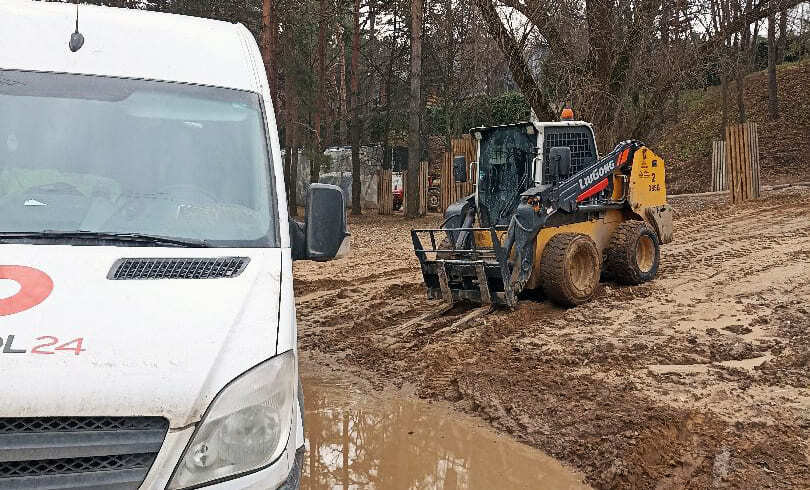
[[541, 126, 597, 184], [477, 126, 535, 227]]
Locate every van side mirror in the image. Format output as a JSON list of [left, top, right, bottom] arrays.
[[290, 183, 350, 261], [453, 155, 467, 183], [549, 146, 571, 179]]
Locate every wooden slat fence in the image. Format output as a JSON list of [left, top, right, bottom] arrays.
[[403, 162, 429, 216], [377, 169, 393, 215], [441, 134, 478, 211], [711, 140, 727, 192], [725, 122, 761, 203]]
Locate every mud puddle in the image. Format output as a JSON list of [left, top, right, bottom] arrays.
[[301, 375, 590, 490]]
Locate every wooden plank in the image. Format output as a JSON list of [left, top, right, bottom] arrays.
[[712, 141, 717, 192], [720, 141, 727, 191], [749, 124, 756, 199], [754, 123, 762, 199], [752, 122, 760, 198], [732, 124, 743, 203], [739, 124, 747, 201], [724, 131, 732, 201], [748, 122, 757, 199], [378, 169, 392, 215], [735, 124, 745, 203], [712, 140, 726, 192], [726, 125, 735, 203], [744, 123, 753, 200], [740, 124, 746, 201]]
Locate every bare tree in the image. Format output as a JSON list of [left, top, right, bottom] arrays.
[[337, 21, 349, 144], [288, 96, 299, 217], [406, 0, 424, 218], [314, 0, 327, 158], [778, 9, 789, 61], [260, 0, 277, 115], [350, 0, 362, 215], [473, 0, 555, 122], [768, 14, 779, 120]]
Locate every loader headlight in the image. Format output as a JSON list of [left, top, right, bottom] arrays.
[[167, 351, 296, 489]]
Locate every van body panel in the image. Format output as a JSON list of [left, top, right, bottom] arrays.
[[0, 2, 304, 487], [0, 245, 282, 428], [0, 1, 257, 93], [233, 23, 291, 250]]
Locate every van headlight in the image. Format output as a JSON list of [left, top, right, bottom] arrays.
[[167, 350, 296, 489]]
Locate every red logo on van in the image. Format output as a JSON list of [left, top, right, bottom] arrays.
[[0, 266, 54, 316]]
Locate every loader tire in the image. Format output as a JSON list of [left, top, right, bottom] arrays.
[[540, 233, 600, 307], [606, 221, 660, 285]]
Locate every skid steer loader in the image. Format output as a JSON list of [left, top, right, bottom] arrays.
[[411, 116, 674, 308]]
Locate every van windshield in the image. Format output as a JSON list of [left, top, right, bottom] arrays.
[[0, 69, 276, 247]]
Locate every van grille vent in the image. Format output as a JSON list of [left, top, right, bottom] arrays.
[[0, 453, 155, 479], [109, 257, 249, 280], [0, 416, 168, 489], [0, 417, 167, 434]]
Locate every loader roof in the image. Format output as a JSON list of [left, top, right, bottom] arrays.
[[469, 120, 594, 137]]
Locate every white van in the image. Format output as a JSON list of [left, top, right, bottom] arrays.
[[0, 2, 348, 489]]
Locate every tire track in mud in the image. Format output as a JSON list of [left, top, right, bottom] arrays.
[[295, 188, 810, 489]]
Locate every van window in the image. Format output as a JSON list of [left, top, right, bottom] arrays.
[[0, 69, 276, 247]]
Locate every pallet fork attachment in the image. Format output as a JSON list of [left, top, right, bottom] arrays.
[[411, 227, 517, 307]]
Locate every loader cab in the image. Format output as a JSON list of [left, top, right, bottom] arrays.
[[470, 121, 598, 227]]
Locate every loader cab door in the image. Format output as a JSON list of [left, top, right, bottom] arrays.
[[474, 125, 536, 227]]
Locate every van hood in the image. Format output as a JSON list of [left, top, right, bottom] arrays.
[[0, 245, 282, 427]]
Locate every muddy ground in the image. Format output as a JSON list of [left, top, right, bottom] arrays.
[[294, 186, 810, 489]]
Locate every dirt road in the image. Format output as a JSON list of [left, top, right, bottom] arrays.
[[294, 187, 810, 489]]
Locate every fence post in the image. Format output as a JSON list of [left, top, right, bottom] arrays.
[[726, 122, 760, 203], [377, 168, 392, 215], [419, 161, 428, 216], [403, 164, 428, 217], [712, 140, 727, 192]]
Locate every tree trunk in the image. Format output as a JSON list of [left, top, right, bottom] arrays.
[[288, 95, 299, 217], [284, 143, 293, 216], [336, 23, 348, 143], [735, 36, 746, 123], [260, 0, 277, 114], [768, 14, 779, 120], [406, 0, 423, 218], [721, 76, 729, 135], [350, 0, 362, 215], [314, 0, 327, 154], [473, 0, 555, 122], [381, 10, 397, 172], [777, 10, 788, 62], [735, 67, 746, 123]]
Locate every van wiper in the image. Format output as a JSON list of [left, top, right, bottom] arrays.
[[0, 230, 209, 247]]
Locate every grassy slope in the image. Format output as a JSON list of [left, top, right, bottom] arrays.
[[650, 58, 810, 194]]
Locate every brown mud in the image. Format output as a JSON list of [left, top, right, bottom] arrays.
[[300, 367, 590, 489], [294, 187, 810, 489]]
